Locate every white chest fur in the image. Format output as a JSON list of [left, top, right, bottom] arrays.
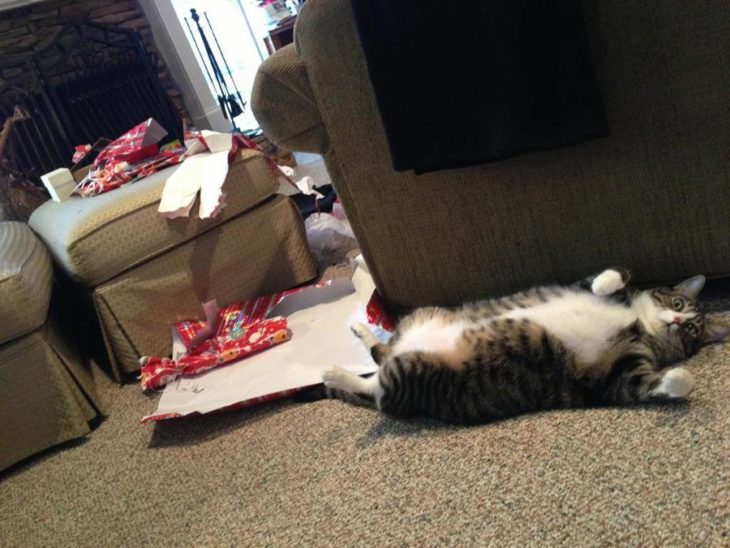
[[504, 291, 637, 364]]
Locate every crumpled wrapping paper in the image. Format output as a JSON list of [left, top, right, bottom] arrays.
[[72, 122, 285, 213], [139, 317, 289, 391], [74, 119, 185, 197], [138, 281, 332, 391]]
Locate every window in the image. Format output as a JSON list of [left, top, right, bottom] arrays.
[[170, 0, 271, 132]]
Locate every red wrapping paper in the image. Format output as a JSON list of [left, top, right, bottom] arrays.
[[138, 280, 337, 391], [73, 118, 293, 204], [75, 118, 184, 197], [139, 317, 289, 391], [140, 276, 396, 421], [93, 118, 167, 165], [139, 275, 395, 394]]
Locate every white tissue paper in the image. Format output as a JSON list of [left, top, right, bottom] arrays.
[[157, 130, 232, 219], [305, 212, 356, 254]]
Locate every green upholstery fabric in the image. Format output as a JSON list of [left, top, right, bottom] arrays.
[[93, 195, 318, 376], [29, 150, 277, 287], [0, 323, 99, 471], [254, 0, 730, 309], [0, 222, 52, 344], [0, 223, 101, 471], [251, 44, 329, 154]]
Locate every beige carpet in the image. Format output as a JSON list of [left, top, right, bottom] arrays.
[[1, 288, 729, 545]]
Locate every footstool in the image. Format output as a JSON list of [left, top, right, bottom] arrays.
[[29, 149, 318, 378], [0, 222, 101, 471]]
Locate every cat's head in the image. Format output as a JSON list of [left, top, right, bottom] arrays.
[[635, 275, 729, 363]]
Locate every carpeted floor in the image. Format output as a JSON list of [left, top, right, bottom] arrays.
[[2, 281, 729, 546]]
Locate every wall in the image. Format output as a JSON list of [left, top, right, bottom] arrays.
[[0, 0, 191, 124], [136, 0, 229, 132]]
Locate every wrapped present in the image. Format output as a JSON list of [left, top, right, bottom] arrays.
[[140, 263, 394, 423], [139, 281, 335, 391], [139, 317, 290, 391]]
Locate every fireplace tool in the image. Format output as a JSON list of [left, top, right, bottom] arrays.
[[185, 8, 246, 130]]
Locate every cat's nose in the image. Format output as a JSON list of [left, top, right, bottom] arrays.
[[673, 316, 683, 325]]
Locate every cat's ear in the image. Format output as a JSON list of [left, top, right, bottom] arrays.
[[703, 318, 730, 344], [674, 275, 705, 298]]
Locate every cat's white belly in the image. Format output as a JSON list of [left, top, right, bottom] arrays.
[[503, 292, 637, 364], [390, 292, 637, 366], [391, 318, 469, 358]]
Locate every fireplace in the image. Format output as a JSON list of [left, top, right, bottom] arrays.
[[1, 21, 183, 178]]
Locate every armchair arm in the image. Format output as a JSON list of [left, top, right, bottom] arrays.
[[251, 44, 329, 154]]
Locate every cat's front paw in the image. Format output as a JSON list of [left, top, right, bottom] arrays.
[[592, 269, 627, 296], [651, 367, 696, 399], [322, 366, 350, 390], [350, 322, 379, 348]]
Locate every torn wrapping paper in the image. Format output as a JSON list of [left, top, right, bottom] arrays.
[[75, 119, 186, 197], [139, 317, 290, 391], [175, 284, 324, 350], [72, 144, 92, 164], [70, 119, 298, 203], [140, 279, 347, 391], [94, 118, 168, 166], [73, 121, 291, 217], [142, 260, 394, 423]]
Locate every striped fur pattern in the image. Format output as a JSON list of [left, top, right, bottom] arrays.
[[322, 269, 728, 424]]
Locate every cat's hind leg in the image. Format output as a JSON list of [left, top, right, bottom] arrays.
[[582, 267, 632, 296], [600, 355, 695, 404], [322, 367, 384, 404], [351, 322, 390, 364], [649, 367, 695, 399]]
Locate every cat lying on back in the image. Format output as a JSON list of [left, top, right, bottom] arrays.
[[321, 268, 728, 424]]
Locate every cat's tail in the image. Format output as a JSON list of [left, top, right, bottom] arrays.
[[293, 381, 377, 408]]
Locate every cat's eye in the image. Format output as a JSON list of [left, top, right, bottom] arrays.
[[672, 297, 684, 311], [685, 323, 698, 336]]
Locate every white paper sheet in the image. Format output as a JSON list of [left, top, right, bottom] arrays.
[[157, 131, 232, 219], [145, 265, 384, 421]]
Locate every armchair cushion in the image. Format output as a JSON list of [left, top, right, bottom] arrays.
[[0, 222, 52, 345], [252, 44, 329, 154]]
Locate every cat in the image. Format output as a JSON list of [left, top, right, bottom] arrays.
[[320, 268, 728, 424]]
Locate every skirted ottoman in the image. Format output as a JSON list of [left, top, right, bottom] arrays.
[[0, 222, 101, 471], [29, 149, 318, 378]]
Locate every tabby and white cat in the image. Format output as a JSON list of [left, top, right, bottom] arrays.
[[321, 268, 728, 424]]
